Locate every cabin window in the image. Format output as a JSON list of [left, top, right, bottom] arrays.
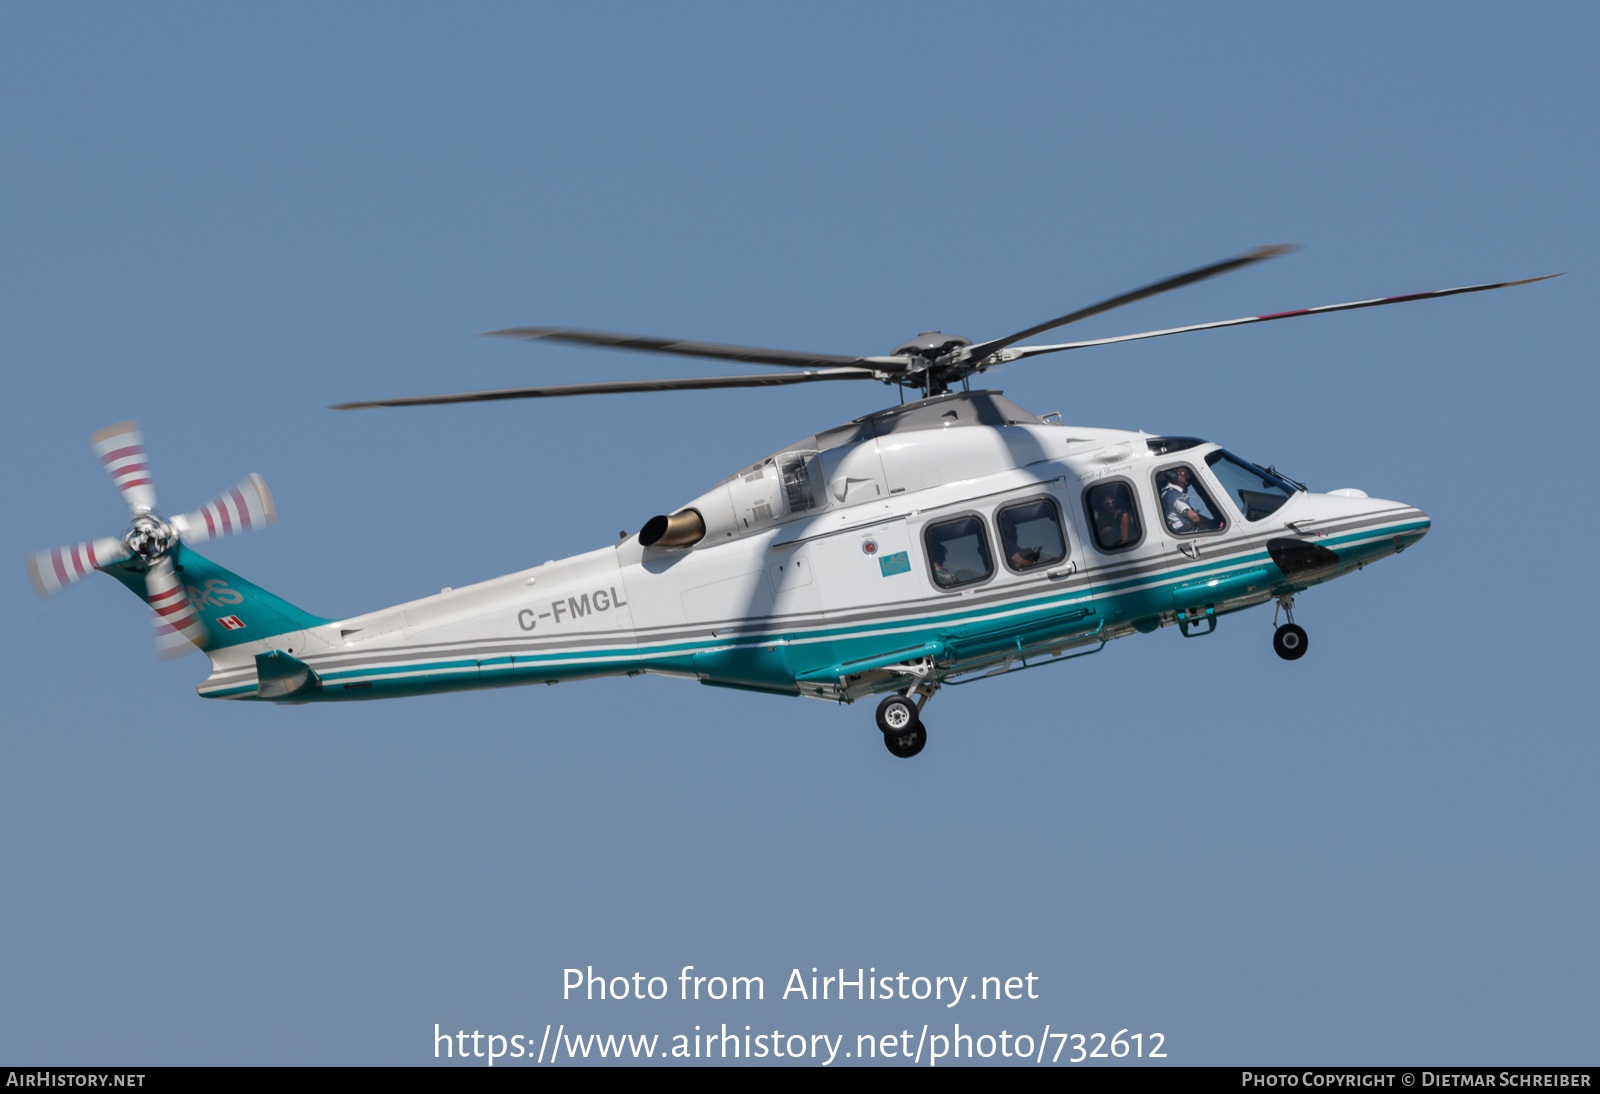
[[997, 497, 1068, 571], [1204, 450, 1297, 521], [924, 515, 994, 589], [1154, 465, 1227, 536], [1085, 481, 1143, 551]]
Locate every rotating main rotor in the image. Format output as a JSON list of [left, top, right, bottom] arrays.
[[332, 247, 1558, 410]]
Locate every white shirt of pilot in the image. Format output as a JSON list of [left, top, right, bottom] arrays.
[[1161, 480, 1202, 531]]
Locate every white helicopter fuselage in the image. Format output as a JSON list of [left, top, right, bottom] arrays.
[[187, 391, 1429, 705]]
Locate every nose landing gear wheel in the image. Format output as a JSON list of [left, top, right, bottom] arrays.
[[1273, 623, 1308, 661], [883, 721, 927, 759]]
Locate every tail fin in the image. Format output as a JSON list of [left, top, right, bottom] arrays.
[[101, 541, 330, 656]]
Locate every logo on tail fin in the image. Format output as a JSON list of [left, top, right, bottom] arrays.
[[187, 579, 244, 609]]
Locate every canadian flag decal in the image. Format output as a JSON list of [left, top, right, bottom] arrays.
[[217, 615, 245, 630]]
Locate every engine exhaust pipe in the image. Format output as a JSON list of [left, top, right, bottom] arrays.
[[638, 508, 706, 549]]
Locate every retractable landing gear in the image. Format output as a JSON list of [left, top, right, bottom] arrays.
[[875, 693, 918, 733], [1273, 595, 1308, 661], [875, 683, 935, 759]]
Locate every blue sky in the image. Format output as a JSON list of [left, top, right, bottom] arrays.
[[2, 2, 1595, 1065]]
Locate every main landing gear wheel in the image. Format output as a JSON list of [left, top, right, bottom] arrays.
[[883, 721, 927, 759], [1273, 623, 1309, 661], [875, 694, 927, 758], [875, 694, 918, 734]]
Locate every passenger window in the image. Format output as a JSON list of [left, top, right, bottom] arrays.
[[924, 515, 994, 589], [1155, 465, 1227, 535], [1085, 482, 1142, 551], [997, 498, 1067, 571]]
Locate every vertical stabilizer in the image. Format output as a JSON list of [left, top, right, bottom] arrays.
[[101, 541, 330, 656]]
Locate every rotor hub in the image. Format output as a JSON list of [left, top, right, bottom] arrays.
[[124, 514, 175, 561], [890, 331, 971, 360], [887, 333, 974, 396]]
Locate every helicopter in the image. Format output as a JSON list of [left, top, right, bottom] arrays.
[[29, 247, 1554, 758]]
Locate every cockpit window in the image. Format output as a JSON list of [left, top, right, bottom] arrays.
[[924, 515, 994, 589], [1204, 450, 1297, 521], [1155, 465, 1226, 535], [997, 497, 1067, 571], [1086, 481, 1142, 551]]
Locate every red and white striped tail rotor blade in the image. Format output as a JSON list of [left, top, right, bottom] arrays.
[[171, 474, 277, 546], [26, 537, 131, 597], [145, 556, 208, 659], [89, 420, 157, 515]]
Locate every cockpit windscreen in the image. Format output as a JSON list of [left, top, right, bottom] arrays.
[[1204, 450, 1298, 521]]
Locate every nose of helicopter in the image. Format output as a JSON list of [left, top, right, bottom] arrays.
[[1318, 490, 1429, 555], [1398, 503, 1431, 550]]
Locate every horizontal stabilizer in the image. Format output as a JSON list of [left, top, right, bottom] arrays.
[[256, 649, 319, 699]]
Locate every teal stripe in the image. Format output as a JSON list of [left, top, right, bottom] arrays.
[[319, 658, 481, 682]]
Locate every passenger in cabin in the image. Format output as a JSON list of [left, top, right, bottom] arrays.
[[1009, 546, 1041, 569], [1158, 466, 1223, 534], [1093, 487, 1134, 547], [998, 498, 1066, 571], [931, 542, 957, 587]]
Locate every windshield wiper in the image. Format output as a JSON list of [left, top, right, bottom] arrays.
[[1265, 464, 1307, 493]]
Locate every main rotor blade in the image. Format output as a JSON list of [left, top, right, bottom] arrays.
[[171, 474, 278, 546], [964, 244, 1297, 362], [89, 420, 156, 515], [331, 368, 879, 409], [1004, 274, 1563, 362], [483, 326, 909, 373]]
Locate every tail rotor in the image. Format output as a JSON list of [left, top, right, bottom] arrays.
[[28, 420, 277, 658]]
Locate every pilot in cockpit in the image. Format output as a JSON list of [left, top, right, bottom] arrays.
[[1158, 466, 1223, 534]]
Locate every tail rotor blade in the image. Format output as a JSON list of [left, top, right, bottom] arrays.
[[26, 537, 131, 597], [171, 474, 277, 545], [145, 556, 207, 658], [89, 421, 157, 516]]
